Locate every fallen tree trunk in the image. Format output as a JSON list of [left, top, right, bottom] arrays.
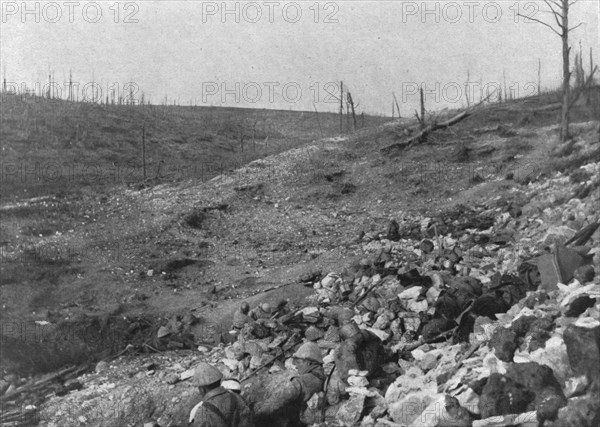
[[381, 110, 470, 155], [0, 364, 89, 403], [530, 102, 561, 112]]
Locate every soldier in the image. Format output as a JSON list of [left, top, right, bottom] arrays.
[[326, 321, 386, 405], [256, 342, 325, 427], [249, 302, 272, 322], [189, 362, 255, 427], [232, 302, 253, 331], [334, 321, 385, 382]]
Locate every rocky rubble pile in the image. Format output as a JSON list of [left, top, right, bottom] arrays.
[[234, 160, 600, 426], [19, 160, 600, 426]]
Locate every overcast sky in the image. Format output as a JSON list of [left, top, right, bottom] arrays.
[[1, 0, 598, 114]]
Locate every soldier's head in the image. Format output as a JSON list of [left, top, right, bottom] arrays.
[[240, 302, 250, 314], [260, 302, 271, 314], [339, 321, 361, 340], [292, 342, 323, 371], [192, 362, 223, 397]]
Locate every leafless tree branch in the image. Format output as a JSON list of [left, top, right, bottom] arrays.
[[568, 22, 584, 32], [517, 13, 563, 36], [543, 0, 565, 29], [543, 0, 561, 15]]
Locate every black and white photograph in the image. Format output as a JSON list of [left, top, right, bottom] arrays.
[[1, 1, 599, 425]]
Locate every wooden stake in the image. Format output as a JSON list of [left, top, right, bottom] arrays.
[[348, 92, 357, 130], [392, 92, 401, 118], [538, 58, 542, 101], [339, 81, 344, 132], [503, 70, 508, 103], [465, 70, 471, 107], [419, 87, 425, 129], [142, 125, 146, 180], [313, 103, 323, 137]]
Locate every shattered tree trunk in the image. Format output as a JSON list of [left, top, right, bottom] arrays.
[[381, 110, 470, 155], [339, 81, 344, 133], [560, 0, 570, 142], [348, 92, 357, 131], [420, 87, 426, 129], [142, 125, 146, 180], [393, 92, 401, 118]]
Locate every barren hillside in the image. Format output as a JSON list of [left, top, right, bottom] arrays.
[[1, 92, 599, 426]]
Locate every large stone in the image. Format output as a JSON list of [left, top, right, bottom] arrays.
[[421, 318, 454, 340], [564, 375, 588, 398], [505, 362, 564, 398], [420, 352, 441, 372], [399, 286, 423, 301], [365, 327, 390, 342], [405, 394, 461, 427], [513, 335, 572, 385], [385, 366, 434, 405], [564, 296, 597, 317], [324, 325, 341, 343], [222, 358, 239, 371], [563, 318, 600, 385], [536, 245, 590, 291], [348, 375, 370, 388], [305, 325, 325, 341], [478, 374, 535, 418], [412, 348, 443, 372], [389, 393, 439, 425], [505, 362, 566, 419], [545, 393, 600, 427], [489, 328, 517, 362], [540, 225, 576, 246], [473, 411, 538, 427], [336, 394, 366, 426]]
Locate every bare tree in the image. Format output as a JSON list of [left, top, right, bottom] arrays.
[[392, 92, 401, 118], [518, 0, 585, 142], [347, 91, 357, 130]]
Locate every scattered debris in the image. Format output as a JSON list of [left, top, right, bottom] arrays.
[[7, 157, 600, 427]]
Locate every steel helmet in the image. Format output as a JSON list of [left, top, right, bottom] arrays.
[[339, 321, 361, 340], [240, 302, 250, 314], [222, 379, 241, 392], [293, 342, 323, 364], [192, 362, 223, 387], [261, 303, 272, 313]]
